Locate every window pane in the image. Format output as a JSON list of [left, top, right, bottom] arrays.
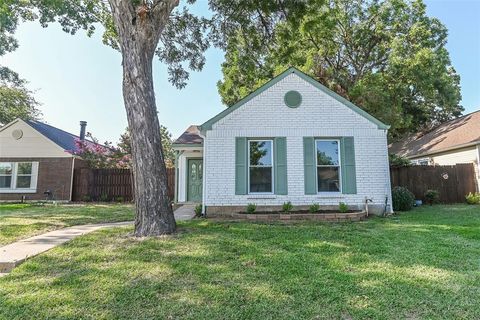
[[317, 167, 340, 192], [249, 167, 272, 193], [16, 176, 32, 188], [0, 176, 12, 188], [316, 141, 339, 165], [250, 141, 272, 166], [0, 163, 12, 175], [17, 162, 32, 174]]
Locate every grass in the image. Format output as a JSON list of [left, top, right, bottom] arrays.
[[0, 203, 134, 245], [0, 204, 479, 319]]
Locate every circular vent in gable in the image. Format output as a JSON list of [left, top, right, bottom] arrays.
[[12, 129, 23, 140], [284, 90, 302, 108]]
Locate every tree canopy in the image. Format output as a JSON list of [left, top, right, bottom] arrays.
[[217, 0, 463, 139]]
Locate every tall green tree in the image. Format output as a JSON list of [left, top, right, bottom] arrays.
[[0, 0, 41, 125], [3, 0, 304, 235], [218, 0, 463, 138], [0, 83, 41, 125]]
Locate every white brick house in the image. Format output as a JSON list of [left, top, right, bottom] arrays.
[[173, 67, 393, 215]]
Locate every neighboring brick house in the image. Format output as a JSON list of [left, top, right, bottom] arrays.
[[389, 110, 480, 190], [173, 67, 393, 215], [0, 119, 99, 201]]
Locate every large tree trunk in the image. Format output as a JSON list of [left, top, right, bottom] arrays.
[[109, 0, 179, 236]]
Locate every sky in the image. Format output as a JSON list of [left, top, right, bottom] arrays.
[[1, 0, 479, 143]]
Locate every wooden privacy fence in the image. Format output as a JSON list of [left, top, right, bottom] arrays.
[[390, 163, 477, 203], [72, 168, 175, 202]]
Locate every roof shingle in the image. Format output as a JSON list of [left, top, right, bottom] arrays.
[[173, 125, 203, 145], [389, 110, 480, 157]]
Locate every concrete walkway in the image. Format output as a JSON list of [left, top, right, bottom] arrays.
[[0, 205, 196, 275]]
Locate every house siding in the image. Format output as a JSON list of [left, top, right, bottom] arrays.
[[0, 157, 74, 201], [204, 73, 392, 213]]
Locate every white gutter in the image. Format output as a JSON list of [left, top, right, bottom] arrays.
[[199, 131, 207, 215], [477, 144, 480, 192]]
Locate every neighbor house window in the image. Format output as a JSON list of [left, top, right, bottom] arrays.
[[0, 163, 13, 189], [16, 162, 33, 188], [249, 140, 273, 193], [316, 140, 341, 192], [0, 162, 38, 192]]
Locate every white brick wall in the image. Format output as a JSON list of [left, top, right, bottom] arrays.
[[204, 73, 392, 211]]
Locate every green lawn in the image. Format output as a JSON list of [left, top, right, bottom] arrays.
[[1, 205, 479, 319], [0, 203, 134, 245]]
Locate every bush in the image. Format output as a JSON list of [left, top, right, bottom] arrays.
[[115, 196, 125, 203], [392, 186, 415, 211], [465, 192, 480, 205], [338, 202, 348, 213], [194, 204, 202, 217], [99, 193, 109, 202], [82, 195, 91, 202], [282, 201, 293, 212], [389, 154, 411, 167], [424, 189, 439, 205], [246, 203, 257, 214], [309, 203, 320, 213]]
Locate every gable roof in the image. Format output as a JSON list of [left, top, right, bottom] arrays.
[[389, 110, 480, 158], [173, 125, 203, 146], [200, 67, 390, 131], [23, 119, 101, 153]]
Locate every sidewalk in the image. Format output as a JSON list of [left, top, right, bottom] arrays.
[[0, 205, 196, 275]]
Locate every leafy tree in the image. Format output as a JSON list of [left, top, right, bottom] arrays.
[[0, 0, 41, 125], [117, 126, 175, 168], [2, 0, 330, 236], [0, 83, 41, 125], [218, 0, 463, 139]]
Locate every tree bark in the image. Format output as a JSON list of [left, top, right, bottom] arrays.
[[108, 0, 179, 236]]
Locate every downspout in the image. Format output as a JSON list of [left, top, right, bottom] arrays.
[[476, 144, 480, 192], [383, 129, 393, 214], [199, 131, 207, 215], [174, 150, 184, 204], [69, 157, 75, 202]]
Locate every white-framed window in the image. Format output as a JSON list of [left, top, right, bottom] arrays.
[[0, 162, 38, 193], [248, 140, 273, 194], [0, 163, 13, 189], [315, 139, 341, 192], [411, 158, 430, 166]]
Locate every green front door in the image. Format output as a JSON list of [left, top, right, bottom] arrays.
[[187, 159, 203, 202]]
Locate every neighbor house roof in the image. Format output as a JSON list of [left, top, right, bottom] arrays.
[[389, 110, 480, 158], [173, 125, 203, 146], [24, 119, 101, 153], [200, 66, 390, 131]]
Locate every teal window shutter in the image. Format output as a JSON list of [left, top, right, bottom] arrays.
[[303, 137, 316, 194], [274, 137, 288, 195], [341, 137, 357, 194], [235, 137, 247, 195]]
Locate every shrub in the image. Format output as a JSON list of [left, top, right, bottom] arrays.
[[194, 204, 203, 217], [282, 201, 293, 212], [389, 154, 411, 167], [338, 202, 348, 213], [115, 196, 125, 203], [465, 192, 480, 205], [246, 203, 257, 214], [392, 186, 415, 211], [424, 189, 439, 205], [309, 203, 320, 213], [82, 195, 91, 202], [99, 193, 109, 202]]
